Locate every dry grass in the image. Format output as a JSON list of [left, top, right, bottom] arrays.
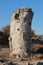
[[31, 43, 43, 52], [37, 54, 43, 60], [0, 48, 10, 58]]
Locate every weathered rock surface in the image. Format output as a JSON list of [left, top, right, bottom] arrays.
[[9, 7, 33, 57]]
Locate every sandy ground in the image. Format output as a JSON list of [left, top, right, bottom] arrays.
[[0, 47, 43, 65]]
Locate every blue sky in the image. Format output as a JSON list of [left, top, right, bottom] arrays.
[[0, 0, 43, 35]]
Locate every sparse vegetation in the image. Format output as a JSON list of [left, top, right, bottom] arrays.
[[0, 25, 10, 47]]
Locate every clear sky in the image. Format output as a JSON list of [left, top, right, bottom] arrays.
[[0, 0, 43, 35]]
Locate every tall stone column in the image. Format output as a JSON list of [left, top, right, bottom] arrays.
[[9, 8, 33, 57]]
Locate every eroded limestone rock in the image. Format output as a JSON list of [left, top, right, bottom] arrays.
[[9, 8, 33, 57]]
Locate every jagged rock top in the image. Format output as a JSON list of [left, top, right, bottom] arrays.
[[11, 7, 33, 21], [16, 7, 33, 14]]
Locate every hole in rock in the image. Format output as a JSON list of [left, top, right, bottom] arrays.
[[15, 13, 19, 19], [17, 28, 20, 31]]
